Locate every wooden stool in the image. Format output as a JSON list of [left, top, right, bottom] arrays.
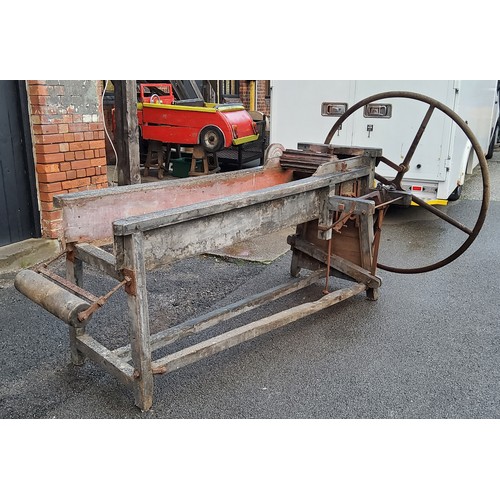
[[189, 145, 220, 176], [143, 140, 165, 179]]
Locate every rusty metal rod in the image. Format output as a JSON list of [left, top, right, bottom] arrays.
[[410, 194, 473, 235]]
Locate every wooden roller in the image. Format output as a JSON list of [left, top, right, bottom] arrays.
[[14, 269, 91, 328]]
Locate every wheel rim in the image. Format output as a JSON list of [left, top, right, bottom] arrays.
[[201, 128, 222, 151], [324, 90, 490, 274]]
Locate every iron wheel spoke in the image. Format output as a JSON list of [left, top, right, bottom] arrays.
[[379, 156, 405, 172], [411, 194, 473, 235]]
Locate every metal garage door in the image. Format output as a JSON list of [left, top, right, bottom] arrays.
[[0, 80, 39, 246]]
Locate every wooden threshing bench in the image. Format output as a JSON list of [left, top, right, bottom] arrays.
[[15, 143, 409, 410]]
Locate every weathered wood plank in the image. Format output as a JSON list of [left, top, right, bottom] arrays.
[[74, 243, 123, 281], [75, 334, 134, 387], [55, 166, 293, 243], [123, 232, 154, 410], [66, 252, 85, 365], [114, 269, 326, 361], [358, 213, 374, 271], [139, 188, 327, 270], [290, 237, 381, 288], [114, 80, 141, 186], [328, 196, 375, 215], [151, 282, 367, 375], [112, 166, 372, 236]]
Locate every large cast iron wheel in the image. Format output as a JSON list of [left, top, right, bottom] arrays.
[[324, 91, 490, 274]]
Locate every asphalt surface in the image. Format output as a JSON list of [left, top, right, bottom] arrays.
[[1, 150, 499, 419]]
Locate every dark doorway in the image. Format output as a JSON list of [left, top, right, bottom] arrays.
[[0, 81, 40, 246]]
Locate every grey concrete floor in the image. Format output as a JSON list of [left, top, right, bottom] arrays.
[[0, 149, 499, 419]]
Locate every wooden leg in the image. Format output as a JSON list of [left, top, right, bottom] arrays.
[[123, 232, 154, 411], [157, 146, 164, 180], [143, 140, 153, 177], [165, 144, 172, 174], [66, 251, 85, 365]]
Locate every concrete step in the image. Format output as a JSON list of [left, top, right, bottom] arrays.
[[0, 238, 61, 275]]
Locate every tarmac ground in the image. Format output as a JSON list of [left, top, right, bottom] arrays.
[[0, 149, 499, 419]]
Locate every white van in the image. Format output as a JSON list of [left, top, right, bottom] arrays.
[[270, 80, 499, 203]]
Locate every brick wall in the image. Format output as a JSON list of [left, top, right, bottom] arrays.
[[238, 80, 270, 116], [27, 80, 108, 239]]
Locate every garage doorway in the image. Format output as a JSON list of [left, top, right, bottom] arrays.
[[0, 81, 40, 246]]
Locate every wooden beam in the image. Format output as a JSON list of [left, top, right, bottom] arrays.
[[291, 237, 381, 288], [74, 243, 123, 281], [151, 282, 367, 375], [75, 335, 134, 387], [114, 269, 326, 361], [113, 80, 141, 185]]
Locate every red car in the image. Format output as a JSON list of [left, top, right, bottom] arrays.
[[137, 83, 259, 152]]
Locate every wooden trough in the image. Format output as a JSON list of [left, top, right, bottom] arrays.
[[15, 143, 410, 410]]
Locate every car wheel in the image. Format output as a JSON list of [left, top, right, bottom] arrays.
[[200, 126, 225, 153], [448, 184, 463, 201]]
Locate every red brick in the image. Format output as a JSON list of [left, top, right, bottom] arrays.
[[35, 133, 65, 144], [63, 133, 75, 142], [28, 85, 49, 97], [85, 167, 96, 176], [89, 123, 101, 131], [59, 143, 69, 152], [58, 124, 69, 134], [60, 162, 72, 172], [99, 149, 106, 157], [66, 170, 77, 180], [84, 150, 95, 159], [38, 181, 62, 193], [73, 132, 85, 142], [64, 152, 76, 161], [71, 114, 83, 123], [75, 151, 85, 160], [37, 172, 67, 183], [68, 123, 89, 132], [69, 141, 90, 152], [43, 210, 63, 221], [40, 201, 54, 212], [39, 114, 65, 125], [36, 163, 60, 174], [33, 124, 58, 135], [62, 178, 90, 190], [36, 143, 60, 154], [37, 152, 65, 163], [39, 191, 54, 203], [90, 140, 105, 149], [76, 170, 87, 178], [71, 159, 92, 170], [84, 131, 94, 140], [30, 95, 49, 106], [92, 175, 108, 184], [91, 158, 104, 167]]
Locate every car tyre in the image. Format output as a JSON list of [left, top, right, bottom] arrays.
[[200, 126, 225, 153]]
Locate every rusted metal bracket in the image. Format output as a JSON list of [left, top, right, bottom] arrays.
[[122, 269, 137, 296], [77, 276, 131, 323]]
